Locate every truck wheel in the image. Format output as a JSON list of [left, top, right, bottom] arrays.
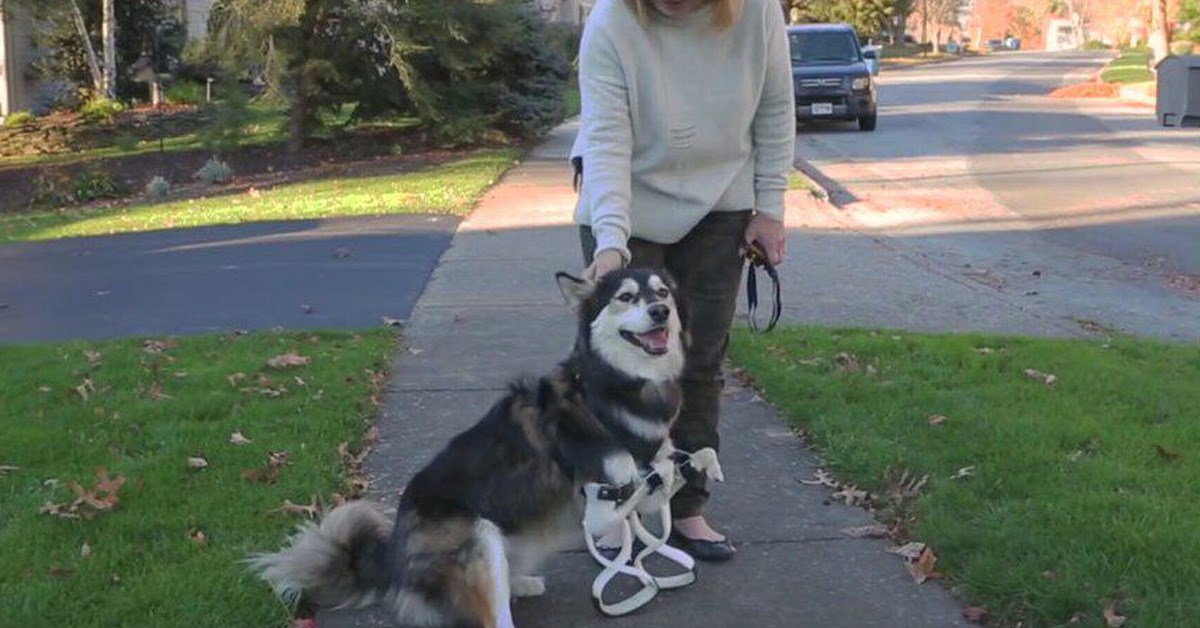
[[858, 115, 877, 132]]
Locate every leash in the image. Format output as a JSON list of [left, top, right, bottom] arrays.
[[582, 448, 724, 616], [744, 242, 781, 333]]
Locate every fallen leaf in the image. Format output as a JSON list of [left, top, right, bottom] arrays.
[[842, 523, 890, 539], [1103, 601, 1126, 627], [227, 372, 247, 387], [799, 469, 840, 488], [229, 431, 252, 446], [75, 378, 95, 402], [973, 347, 995, 355], [834, 352, 861, 373], [0, 465, 18, 475], [333, 247, 351, 259], [1042, 570, 1059, 579], [1024, 368, 1058, 388], [300, 303, 314, 314], [962, 606, 989, 624], [907, 547, 940, 584], [174, 371, 190, 378], [83, 350, 103, 366], [951, 466, 976, 480], [142, 339, 177, 354], [80, 542, 92, 559], [148, 383, 173, 401], [40, 468, 125, 520], [38, 385, 51, 393], [381, 316, 405, 327], [266, 353, 311, 369], [275, 497, 320, 518], [928, 414, 948, 426], [1155, 444, 1180, 463], [888, 542, 926, 561], [186, 457, 209, 470], [189, 529, 207, 545], [831, 485, 871, 506], [407, 347, 425, 356]]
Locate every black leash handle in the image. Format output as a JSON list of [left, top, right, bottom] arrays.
[[745, 242, 781, 333]]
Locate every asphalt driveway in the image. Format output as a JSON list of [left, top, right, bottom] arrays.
[[0, 215, 458, 343]]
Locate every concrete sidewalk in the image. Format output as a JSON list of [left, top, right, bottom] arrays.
[[323, 123, 989, 627]]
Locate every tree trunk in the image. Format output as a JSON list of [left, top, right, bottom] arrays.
[[1149, 0, 1170, 64], [69, 0, 103, 93], [101, 0, 116, 98]]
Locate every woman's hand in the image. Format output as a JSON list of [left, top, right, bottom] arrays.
[[584, 248, 625, 282], [744, 214, 786, 266]]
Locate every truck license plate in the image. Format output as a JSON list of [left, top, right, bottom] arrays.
[[811, 103, 834, 116]]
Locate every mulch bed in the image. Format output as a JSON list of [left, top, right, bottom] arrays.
[[1048, 81, 1121, 99]]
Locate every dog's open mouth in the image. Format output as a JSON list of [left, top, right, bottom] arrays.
[[620, 328, 670, 356]]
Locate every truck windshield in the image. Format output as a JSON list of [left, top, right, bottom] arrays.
[[789, 31, 860, 64]]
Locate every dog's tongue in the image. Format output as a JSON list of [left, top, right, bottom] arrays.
[[637, 329, 669, 352]]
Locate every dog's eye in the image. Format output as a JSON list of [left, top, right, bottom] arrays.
[[617, 293, 635, 303], [656, 288, 669, 299]]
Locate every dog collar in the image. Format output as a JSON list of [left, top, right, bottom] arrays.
[[594, 480, 637, 504]]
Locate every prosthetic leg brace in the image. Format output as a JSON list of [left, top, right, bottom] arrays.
[[582, 448, 724, 616]]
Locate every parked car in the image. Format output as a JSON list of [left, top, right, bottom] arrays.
[[787, 24, 878, 132]]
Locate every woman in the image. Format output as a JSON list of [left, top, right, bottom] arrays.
[[571, 0, 795, 561]]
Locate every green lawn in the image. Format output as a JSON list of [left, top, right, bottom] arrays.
[[0, 330, 399, 627], [0, 150, 518, 243], [0, 106, 289, 169], [731, 328, 1200, 627], [1101, 49, 1155, 84]]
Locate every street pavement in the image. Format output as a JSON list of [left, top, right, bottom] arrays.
[[796, 51, 1200, 341], [0, 215, 457, 343]]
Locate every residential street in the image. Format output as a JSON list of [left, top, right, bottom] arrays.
[[796, 51, 1200, 341]]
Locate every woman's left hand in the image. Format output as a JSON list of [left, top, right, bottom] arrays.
[[744, 214, 786, 266]]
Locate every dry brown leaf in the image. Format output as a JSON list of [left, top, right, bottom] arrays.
[[186, 457, 209, 470], [38, 385, 51, 393], [333, 247, 352, 259], [381, 316, 405, 327], [148, 383, 173, 401], [1103, 601, 1126, 627], [75, 378, 95, 402], [266, 353, 311, 369], [300, 303, 314, 314], [799, 469, 840, 488], [229, 431, 252, 446], [907, 547, 940, 584], [1024, 368, 1058, 387], [226, 372, 247, 387], [1042, 570, 1059, 579], [174, 371, 190, 378], [831, 485, 871, 506], [888, 541, 926, 560], [142, 339, 177, 354], [189, 529, 207, 545], [973, 347, 995, 355], [0, 465, 18, 476], [834, 352, 861, 373], [80, 542, 93, 559], [40, 468, 125, 520], [275, 497, 320, 518], [951, 466, 976, 480], [928, 414, 948, 426], [1155, 444, 1181, 463], [83, 350, 103, 366], [842, 523, 890, 539], [962, 606, 989, 624]]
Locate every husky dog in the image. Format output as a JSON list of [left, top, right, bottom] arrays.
[[250, 268, 712, 628]]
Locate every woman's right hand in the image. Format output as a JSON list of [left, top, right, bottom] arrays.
[[584, 248, 625, 282]]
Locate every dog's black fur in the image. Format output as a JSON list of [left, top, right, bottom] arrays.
[[251, 268, 689, 628]]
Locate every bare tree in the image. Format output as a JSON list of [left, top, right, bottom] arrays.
[[1148, 0, 1170, 64], [101, 0, 116, 98]]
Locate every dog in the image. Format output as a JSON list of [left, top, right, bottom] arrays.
[[250, 268, 716, 628]]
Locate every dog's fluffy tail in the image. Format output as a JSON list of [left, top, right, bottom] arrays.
[[249, 500, 393, 611]]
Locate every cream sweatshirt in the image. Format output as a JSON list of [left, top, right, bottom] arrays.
[[571, 0, 796, 261]]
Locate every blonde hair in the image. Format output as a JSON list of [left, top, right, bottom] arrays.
[[626, 0, 744, 30]]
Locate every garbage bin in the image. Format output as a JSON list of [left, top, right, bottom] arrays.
[[1156, 55, 1200, 128]]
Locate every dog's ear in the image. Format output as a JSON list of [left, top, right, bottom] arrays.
[[555, 272, 595, 306]]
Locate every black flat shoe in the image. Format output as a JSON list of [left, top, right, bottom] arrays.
[[668, 530, 736, 562]]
